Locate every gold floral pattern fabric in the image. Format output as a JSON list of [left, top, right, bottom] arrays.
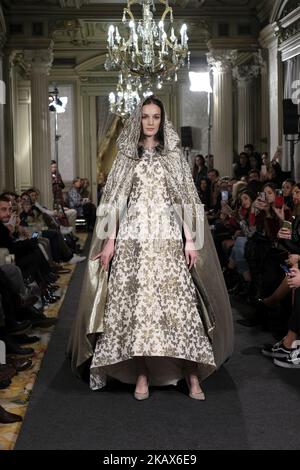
[[90, 149, 216, 390]]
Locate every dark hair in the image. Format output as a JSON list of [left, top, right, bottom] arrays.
[[139, 96, 165, 155], [1, 191, 18, 198], [239, 152, 248, 159], [51, 160, 57, 165], [0, 194, 11, 203], [263, 182, 277, 193], [208, 168, 219, 177], [239, 189, 255, 203], [283, 178, 296, 186], [27, 187, 39, 194], [249, 169, 260, 177], [195, 154, 205, 164], [244, 144, 254, 152]]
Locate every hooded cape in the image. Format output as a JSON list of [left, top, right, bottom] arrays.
[[68, 97, 234, 379]]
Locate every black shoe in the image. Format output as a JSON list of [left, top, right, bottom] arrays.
[[274, 348, 300, 368], [14, 334, 40, 345], [5, 337, 35, 357], [16, 293, 39, 308], [0, 405, 22, 424], [7, 357, 32, 372], [0, 378, 11, 389], [261, 340, 293, 359], [0, 364, 17, 381], [25, 307, 58, 328], [6, 320, 32, 336]]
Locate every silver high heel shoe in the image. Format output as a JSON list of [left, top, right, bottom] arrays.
[[189, 390, 205, 400], [186, 376, 205, 401], [134, 380, 149, 400], [134, 390, 149, 401]]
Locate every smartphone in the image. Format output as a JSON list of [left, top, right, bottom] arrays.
[[275, 190, 284, 209], [283, 220, 292, 230], [31, 231, 39, 239], [221, 191, 229, 202], [280, 264, 291, 275], [258, 192, 266, 201]]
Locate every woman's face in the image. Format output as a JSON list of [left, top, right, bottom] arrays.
[[292, 186, 300, 205], [240, 194, 252, 209], [264, 186, 276, 204], [141, 103, 161, 139], [282, 181, 293, 197], [200, 180, 207, 191], [195, 156, 201, 166]]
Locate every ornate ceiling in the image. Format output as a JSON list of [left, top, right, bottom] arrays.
[[1, 0, 271, 20]]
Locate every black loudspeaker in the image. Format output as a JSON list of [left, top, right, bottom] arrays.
[[181, 126, 193, 148], [283, 99, 299, 135]]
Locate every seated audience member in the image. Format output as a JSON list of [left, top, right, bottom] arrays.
[[207, 169, 221, 211], [68, 178, 96, 231], [262, 266, 300, 369], [247, 170, 264, 197], [205, 154, 214, 171], [51, 160, 65, 207], [197, 178, 210, 211], [192, 155, 207, 188], [233, 152, 251, 180], [282, 179, 296, 210], [80, 178, 91, 200]]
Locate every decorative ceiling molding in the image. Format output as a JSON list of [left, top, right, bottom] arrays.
[[270, 0, 300, 23], [75, 53, 106, 72], [208, 36, 259, 52]]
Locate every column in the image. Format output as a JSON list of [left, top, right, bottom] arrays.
[[260, 25, 283, 158], [24, 47, 53, 207], [260, 54, 269, 152], [0, 32, 6, 193], [233, 63, 260, 153], [207, 50, 237, 177]]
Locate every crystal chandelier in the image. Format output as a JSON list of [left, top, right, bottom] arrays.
[[105, 0, 190, 117]]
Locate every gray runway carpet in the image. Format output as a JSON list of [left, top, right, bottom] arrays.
[[15, 241, 300, 449]]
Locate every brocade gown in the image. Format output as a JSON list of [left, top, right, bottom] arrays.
[[90, 148, 216, 390]]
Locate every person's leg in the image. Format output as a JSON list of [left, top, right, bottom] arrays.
[[64, 208, 77, 230], [283, 288, 300, 348], [184, 360, 204, 396], [262, 277, 290, 306], [233, 237, 251, 281], [0, 264, 26, 295], [83, 203, 96, 229]]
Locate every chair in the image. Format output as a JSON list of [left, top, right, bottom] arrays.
[[75, 217, 88, 232]]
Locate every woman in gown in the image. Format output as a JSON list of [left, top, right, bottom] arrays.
[[68, 96, 233, 401]]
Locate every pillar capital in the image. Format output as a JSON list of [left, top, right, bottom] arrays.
[[207, 50, 238, 73], [233, 64, 261, 87], [23, 46, 54, 76]]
